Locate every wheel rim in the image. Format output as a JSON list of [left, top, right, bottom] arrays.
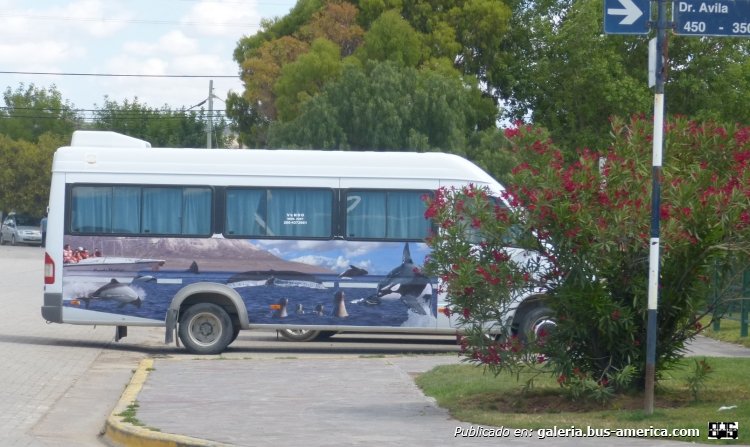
[[533, 318, 556, 339], [287, 329, 311, 336], [188, 311, 223, 347]]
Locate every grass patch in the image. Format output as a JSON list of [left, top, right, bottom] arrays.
[[416, 358, 749, 444], [116, 401, 162, 432], [117, 402, 145, 427], [701, 317, 750, 349]]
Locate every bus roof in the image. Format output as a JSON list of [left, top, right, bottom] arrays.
[[53, 145, 501, 188]]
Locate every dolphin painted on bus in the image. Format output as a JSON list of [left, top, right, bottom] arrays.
[[81, 278, 142, 309], [338, 265, 368, 279]]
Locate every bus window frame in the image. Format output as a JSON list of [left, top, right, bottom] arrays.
[[341, 188, 434, 242], [65, 183, 215, 238], [221, 186, 337, 241]]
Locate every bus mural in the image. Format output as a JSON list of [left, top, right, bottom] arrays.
[[61, 237, 436, 328]]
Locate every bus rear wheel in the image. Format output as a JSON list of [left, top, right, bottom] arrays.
[[178, 303, 233, 354], [278, 329, 336, 342]]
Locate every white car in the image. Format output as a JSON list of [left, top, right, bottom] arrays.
[[0, 213, 42, 246]]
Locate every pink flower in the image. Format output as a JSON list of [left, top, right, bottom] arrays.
[[504, 126, 520, 139]]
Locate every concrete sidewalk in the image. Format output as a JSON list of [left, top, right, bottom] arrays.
[[103, 335, 750, 447]]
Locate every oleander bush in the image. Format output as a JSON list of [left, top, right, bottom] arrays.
[[425, 116, 750, 394]]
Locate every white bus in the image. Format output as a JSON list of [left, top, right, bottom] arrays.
[[42, 131, 552, 354]]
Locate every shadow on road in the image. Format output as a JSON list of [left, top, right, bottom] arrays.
[[0, 331, 460, 357]]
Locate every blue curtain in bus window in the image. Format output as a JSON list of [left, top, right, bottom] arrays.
[[182, 188, 211, 235], [225, 189, 266, 236], [267, 189, 331, 237], [387, 191, 429, 239], [71, 186, 112, 233], [111, 187, 141, 233], [142, 187, 182, 234], [346, 191, 386, 238]]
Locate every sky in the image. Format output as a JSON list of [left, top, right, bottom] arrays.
[[0, 0, 298, 118]]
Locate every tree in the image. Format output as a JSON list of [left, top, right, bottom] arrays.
[[0, 132, 65, 216], [497, 0, 749, 153], [298, 1, 365, 56], [269, 60, 496, 151], [425, 117, 750, 394], [498, 0, 651, 152], [668, 38, 750, 124], [238, 36, 311, 123], [354, 9, 423, 67], [0, 84, 81, 143], [274, 38, 344, 121], [91, 98, 226, 148], [225, 92, 269, 148], [397, 0, 512, 82], [231, 0, 748, 159]]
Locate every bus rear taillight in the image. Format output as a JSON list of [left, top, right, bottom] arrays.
[[44, 252, 55, 284]]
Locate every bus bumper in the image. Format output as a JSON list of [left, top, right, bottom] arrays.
[[42, 292, 63, 323]]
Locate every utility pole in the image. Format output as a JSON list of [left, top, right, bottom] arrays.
[[644, 0, 668, 415], [207, 80, 214, 149]]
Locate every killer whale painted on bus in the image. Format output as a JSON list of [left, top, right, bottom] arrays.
[[363, 243, 432, 315]]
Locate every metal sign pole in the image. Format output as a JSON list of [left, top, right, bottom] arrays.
[[645, 0, 667, 415]]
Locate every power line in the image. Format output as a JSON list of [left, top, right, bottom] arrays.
[[0, 106, 226, 113], [0, 13, 263, 29], [0, 113, 228, 122], [0, 71, 237, 78]]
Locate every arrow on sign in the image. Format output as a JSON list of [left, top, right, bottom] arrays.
[[607, 0, 644, 25]]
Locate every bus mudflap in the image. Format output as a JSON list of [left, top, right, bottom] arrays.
[[165, 308, 178, 344]]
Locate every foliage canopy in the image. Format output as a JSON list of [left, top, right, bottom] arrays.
[[424, 117, 750, 393]]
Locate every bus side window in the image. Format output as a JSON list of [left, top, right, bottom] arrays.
[[266, 189, 332, 238], [346, 192, 386, 239], [71, 186, 114, 233], [141, 187, 212, 236], [71, 185, 211, 236], [225, 188, 332, 239], [225, 189, 267, 237], [345, 190, 431, 240]]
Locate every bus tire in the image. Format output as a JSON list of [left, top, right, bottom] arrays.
[[278, 329, 335, 342], [178, 303, 233, 355], [230, 325, 241, 344], [517, 305, 556, 343]]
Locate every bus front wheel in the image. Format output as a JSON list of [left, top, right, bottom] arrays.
[[178, 303, 233, 354]]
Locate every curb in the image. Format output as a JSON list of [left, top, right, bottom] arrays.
[[104, 358, 233, 447]]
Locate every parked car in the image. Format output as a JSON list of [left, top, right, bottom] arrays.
[[0, 213, 42, 246]]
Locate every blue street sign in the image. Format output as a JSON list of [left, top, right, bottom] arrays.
[[674, 0, 750, 36], [604, 0, 650, 34]]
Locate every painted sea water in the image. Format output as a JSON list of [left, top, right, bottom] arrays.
[[61, 237, 438, 329]]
